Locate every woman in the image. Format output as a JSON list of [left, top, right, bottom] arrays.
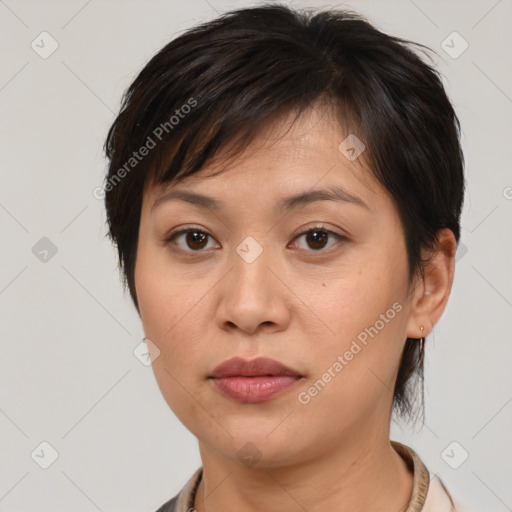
[[103, 4, 466, 511]]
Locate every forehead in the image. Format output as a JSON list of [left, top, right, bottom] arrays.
[[144, 104, 381, 210]]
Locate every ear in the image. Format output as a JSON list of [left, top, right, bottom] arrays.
[[406, 228, 457, 339]]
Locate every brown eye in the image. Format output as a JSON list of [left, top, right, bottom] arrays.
[[293, 227, 344, 252], [166, 229, 219, 252], [305, 229, 328, 250], [185, 231, 208, 250]]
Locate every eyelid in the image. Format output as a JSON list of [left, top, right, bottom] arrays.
[[291, 222, 346, 239], [164, 226, 220, 249], [164, 225, 211, 242]]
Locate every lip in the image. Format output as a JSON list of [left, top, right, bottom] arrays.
[[209, 357, 303, 404], [210, 357, 302, 378]]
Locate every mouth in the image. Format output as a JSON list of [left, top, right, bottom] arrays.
[[209, 356, 302, 379], [208, 357, 303, 403]]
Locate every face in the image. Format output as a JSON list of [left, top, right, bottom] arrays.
[[135, 106, 419, 467]]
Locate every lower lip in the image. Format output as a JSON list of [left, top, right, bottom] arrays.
[[210, 375, 302, 403]]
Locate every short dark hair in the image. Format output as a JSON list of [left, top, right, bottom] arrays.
[[103, 3, 464, 420]]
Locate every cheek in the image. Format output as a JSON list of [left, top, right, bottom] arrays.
[[134, 240, 215, 397], [136, 263, 208, 429], [294, 250, 408, 398], [136, 238, 189, 337], [300, 262, 405, 344], [292, 290, 406, 430], [135, 245, 190, 376], [137, 274, 206, 368]]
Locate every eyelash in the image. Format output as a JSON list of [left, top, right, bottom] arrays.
[[164, 225, 346, 254]]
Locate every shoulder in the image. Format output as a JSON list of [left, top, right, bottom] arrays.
[[423, 473, 458, 511], [424, 473, 476, 512], [154, 495, 178, 512], [153, 467, 202, 512]]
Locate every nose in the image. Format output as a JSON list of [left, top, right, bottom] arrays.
[[215, 243, 291, 336]]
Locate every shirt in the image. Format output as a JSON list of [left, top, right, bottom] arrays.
[[155, 441, 464, 512]]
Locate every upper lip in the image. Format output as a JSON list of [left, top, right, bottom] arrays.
[[210, 357, 302, 378]]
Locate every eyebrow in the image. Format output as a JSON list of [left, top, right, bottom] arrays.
[[151, 185, 369, 214]]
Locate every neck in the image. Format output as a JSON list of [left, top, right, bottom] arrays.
[[193, 429, 413, 512]]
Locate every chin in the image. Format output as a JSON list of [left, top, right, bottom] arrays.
[[198, 424, 310, 469]]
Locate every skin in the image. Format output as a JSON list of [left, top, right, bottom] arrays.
[[135, 104, 456, 512]]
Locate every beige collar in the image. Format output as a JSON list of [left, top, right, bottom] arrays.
[[173, 441, 439, 512], [391, 440, 430, 511]]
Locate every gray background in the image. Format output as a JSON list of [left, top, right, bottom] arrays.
[[1, 0, 511, 511]]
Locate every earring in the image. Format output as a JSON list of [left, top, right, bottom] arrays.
[[419, 326, 425, 359]]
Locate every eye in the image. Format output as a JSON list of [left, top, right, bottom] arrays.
[[165, 228, 220, 252], [165, 225, 345, 254], [291, 226, 345, 252]]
